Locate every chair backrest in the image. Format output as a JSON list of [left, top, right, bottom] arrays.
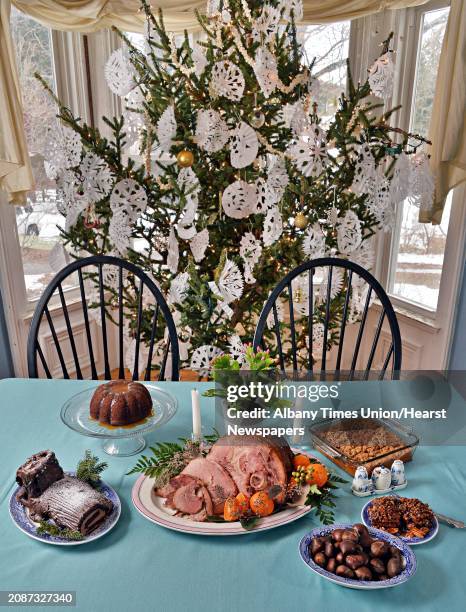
[[27, 255, 179, 381], [253, 257, 401, 379]]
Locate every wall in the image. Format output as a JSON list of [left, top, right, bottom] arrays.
[[449, 254, 466, 370], [0, 288, 14, 378]]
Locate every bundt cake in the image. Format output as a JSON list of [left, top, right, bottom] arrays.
[[90, 380, 152, 426]]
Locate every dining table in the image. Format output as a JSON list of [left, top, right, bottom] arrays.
[[1, 377, 466, 612]]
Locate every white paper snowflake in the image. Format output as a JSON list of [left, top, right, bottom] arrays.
[[230, 121, 259, 169], [337, 210, 363, 255], [365, 170, 392, 227], [210, 60, 245, 101], [326, 205, 340, 226], [254, 177, 268, 214], [64, 194, 89, 230], [253, 5, 281, 42], [44, 125, 82, 178], [190, 228, 209, 262], [254, 46, 279, 98], [80, 153, 114, 203], [317, 267, 344, 302], [210, 259, 244, 304], [105, 48, 136, 97], [389, 152, 411, 205], [351, 237, 375, 271], [409, 151, 434, 212], [123, 88, 146, 147], [267, 155, 289, 193], [291, 275, 312, 317], [263, 206, 283, 246], [266, 297, 284, 330], [169, 272, 190, 305], [206, 0, 220, 17], [156, 105, 177, 152], [290, 101, 310, 137], [311, 322, 325, 351], [110, 178, 147, 220], [280, 0, 304, 22], [124, 337, 149, 375], [302, 223, 326, 258], [351, 144, 377, 196], [240, 232, 262, 283], [109, 211, 132, 256], [229, 334, 247, 365], [195, 109, 229, 153], [222, 180, 256, 219], [192, 43, 208, 76], [288, 127, 327, 178], [368, 52, 394, 99], [177, 223, 197, 240], [190, 345, 223, 374], [167, 227, 179, 274]]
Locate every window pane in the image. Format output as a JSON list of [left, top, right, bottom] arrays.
[[297, 22, 350, 126], [389, 7, 450, 312], [10, 9, 73, 301]]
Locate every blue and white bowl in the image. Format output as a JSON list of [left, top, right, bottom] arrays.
[[361, 496, 439, 545], [9, 473, 121, 546], [299, 523, 417, 589]]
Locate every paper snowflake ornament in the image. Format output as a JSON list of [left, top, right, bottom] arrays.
[[190, 345, 223, 374], [110, 178, 147, 220], [292, 275, 312, 317], [169, 272, 190, 305], [229, 334, 247, 365], [190, 228, 209, 263], [253, 5, 281, 42], [210, 60, 245, 101], [311, 322, 325, 351], [280, 0, 304, 22], [240, 232, 262, 283], [210, 259, 244, 304], [254, 46, 279, 99], [80, 153, 114, 204], [337, 210, 363, 255], [156, 105, 177, 152], [389, 152, 411, 205], [222, 180, 256, 219], [105, 48, 136, 97], [288, 127, 328, 178], [263, 206, 283, 246], [351, 144, 377, 195], [167, 227, 179, 274], [254, 177, 268, 214], [124, 337, 149, 375], [266, 296, 284, 330], [409, 151, 434, 212], [192, 43, 208, 76], [195, 109, 229, 153], [123, 88, 146, 147], [64, 195, 89, 231], [290, 101, 310, 137], [44, 125, 82, 178], [368, 52, 394, 99], [351, 237, 375, 271], [206, 0, 220, 17], [177, 223, 197, 240], [230, 121, 259, 168], [109, 211, 132, 256], [302, 224, 326, 258], [318, 267, 344, 302], [365, 170, 392, 227]]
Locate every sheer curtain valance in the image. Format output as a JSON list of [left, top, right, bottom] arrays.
[[1, 0, 464, 222]]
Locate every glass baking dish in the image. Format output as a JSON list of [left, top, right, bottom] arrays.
[[309, 417, 419, 476]]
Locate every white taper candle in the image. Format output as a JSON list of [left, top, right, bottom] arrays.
[[191, 389, 202, 440]]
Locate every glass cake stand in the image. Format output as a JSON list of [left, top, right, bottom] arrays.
[[61, 384, 178, 456]]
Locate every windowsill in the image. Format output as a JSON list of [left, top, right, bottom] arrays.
[[372, 301, 440, 332]]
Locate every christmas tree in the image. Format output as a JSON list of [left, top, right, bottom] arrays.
[[38, 0, 433, 373]]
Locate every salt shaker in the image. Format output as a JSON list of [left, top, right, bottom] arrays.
[[390, 460, 406, 486], [352, 466, 372, 493], [371, 466, 392, 490]]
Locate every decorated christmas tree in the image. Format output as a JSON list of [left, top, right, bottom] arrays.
[[38, 0, 433, 373]]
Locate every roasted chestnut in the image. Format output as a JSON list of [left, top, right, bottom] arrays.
[[341, 529, 359, 542], [313, 552, 327, 567], [387, 557, 402, 578], [369, 558, 386, 575], [339, 539, 357, 555], [331, 529, 344, 542], [324, 542, 335, 558], [370, 540, 389, 558], [345, 554, 367, 570], [336, 565, 355, 579], [354, 566, 372, 581], [335, 552, 344, 564], [310, 537, 325, 555], [326, 558, 337, 573]]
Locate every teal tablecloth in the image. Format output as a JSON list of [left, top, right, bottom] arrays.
[[1, 379, 465, 612]]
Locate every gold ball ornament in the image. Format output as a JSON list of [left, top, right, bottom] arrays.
[[294, 213, 308, 229], [176, 150, 194, 168]]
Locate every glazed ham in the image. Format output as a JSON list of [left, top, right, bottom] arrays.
[[181, 457, 237, 514], [207, 436, 293, 504], [155, 435, 293, 521]]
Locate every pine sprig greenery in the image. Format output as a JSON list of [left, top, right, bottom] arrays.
[[76, 450, 108, 486], [305, 472, 348, 525], [37, 520, 84, 541], [127, 430, 220, 486]]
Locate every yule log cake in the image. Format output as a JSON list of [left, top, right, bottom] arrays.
[[16, 450, 112, 535]]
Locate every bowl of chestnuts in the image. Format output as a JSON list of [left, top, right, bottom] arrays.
[[299, 523, 417, 589]]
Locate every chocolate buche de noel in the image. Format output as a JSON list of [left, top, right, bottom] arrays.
[[16, 450, 112, 535]]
